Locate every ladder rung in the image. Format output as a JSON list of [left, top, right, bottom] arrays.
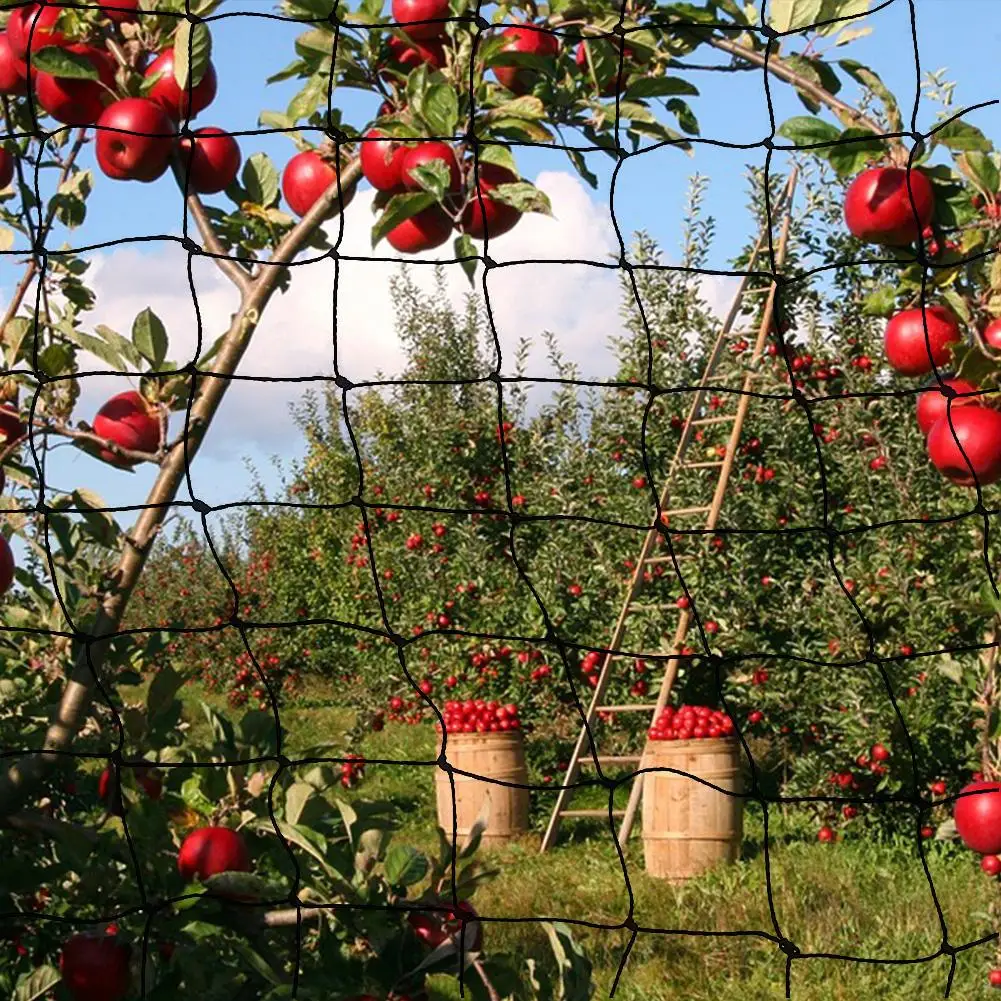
[[597, 704, 658, 712], [682, 460, 725, 469], [743, 286, 773, 295], [561, 810, 627, 819], [629, 603, 677, 613], [691, 415, 735, 426], [662, 505, 712, 517], [580, 755, 643, 766]]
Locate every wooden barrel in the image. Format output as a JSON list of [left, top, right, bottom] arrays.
[[435, 731, 530, 847], [641, 737, 744, 882]]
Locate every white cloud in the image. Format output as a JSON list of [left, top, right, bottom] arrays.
[[18, 169, 739, 508]]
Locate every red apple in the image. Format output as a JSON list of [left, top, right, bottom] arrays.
[[0, 404, 26, 443], [93, 390, 160, 466], [179, 126, 242, 194], [393, 0, 450, 41], [360, 129, 408, 191], [983, 318, 1001, 351], [408, 901, 483, 952], [8, 4, 67, 63], [95, 98, 175, 182], [385, 34, 446, 71], [844, 166, 934, 245], [0, 147, 13, 190], [60, 933, 131, 1001], [144, 49, 217, 121], [0, 533, 14, 596], [101, 0, 140, 22], [492, 22, 559, 95], [177, 826, 251, 882], [282, 150, 355, 217], [0, 33, 27, 96], [97, 767, 125, 815], [400, 141, 461, 193], [991, 969, 1001, 988], [460, 162, 521, 240], [955, 781, 1001, 854], [386, 205, 452, 253], [883, 305, 962, 377], [34, 44, 116, 126], [137, 767, 163, 800], [927, 406, 1001, 486], [981, 855, 1001, 876], [915, 377, 979, 436]]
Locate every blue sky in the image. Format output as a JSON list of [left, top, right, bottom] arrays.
[[6, 0, 999, 534]]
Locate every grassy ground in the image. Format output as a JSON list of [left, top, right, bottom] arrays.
[[173, 681, 999, 999]]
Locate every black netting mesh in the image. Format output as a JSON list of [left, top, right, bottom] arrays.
[[3, 1, 998, 998]]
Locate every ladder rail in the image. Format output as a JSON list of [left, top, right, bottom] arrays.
[[540, 169, 800, 854], [615, 168, 800, 845]]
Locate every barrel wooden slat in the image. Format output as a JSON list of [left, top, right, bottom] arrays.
[[641, 737, 743, 882], [435, 731, 530, 847]]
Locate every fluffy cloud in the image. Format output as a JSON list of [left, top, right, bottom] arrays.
[[23, 169, 735, 507]]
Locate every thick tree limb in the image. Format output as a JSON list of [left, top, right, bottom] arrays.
[[0, 158, 363, 816]]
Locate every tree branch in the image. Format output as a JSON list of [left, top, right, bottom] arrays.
[[705, 34, 891, 142], [170, 154, 254, 295], [0, 158, 363, 817]]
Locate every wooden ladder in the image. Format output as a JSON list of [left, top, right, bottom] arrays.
[[539, 168, 799, 853]]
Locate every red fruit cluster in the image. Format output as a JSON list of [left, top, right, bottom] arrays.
[[340, 753, 366, 788], [647, 704, 735, 741], [843, 165, 1001, 487], [436, 700, 521, 734], [359, 131, 524, 250], [408, 900, 482, 952]]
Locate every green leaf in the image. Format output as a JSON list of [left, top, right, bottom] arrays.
[[371, 190, 437, 248], [861, 285, 896, 317], [782, 53, 842, 113], [230, 937, 285, 987], [242, 153, 281, 208], [284, 781, 314, 825], [666, 98, 699, 136], [4, 317, 30, 367], [31, 46, 100, 80], [95, 324, 144, 369], [406, 159, 451, 201], [422, 83, 459, 136], [384, 844, 429, 886], [72, 487, 120, 546], [767, 0, 824, 33], [132, 307, 168, 368], [624, 76, 699, 100], [826, 126, 885, 179], [478, 144, 518, 176], [959, 151, 1000, 196], [489, 182, 551, 216], [933, 119, 992, 153], [173, 19, 212, 92], [837, 59, 902, 132], [776, 115, 841, 148], [38, 342, 73, 379], [454, 233, 477, 285], [13, 965, 61, 1001], [180, 775, 216, 818], [542, 923, 593, 1001], [147, 664, 184, 718]]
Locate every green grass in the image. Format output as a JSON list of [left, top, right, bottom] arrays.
[[168, 683, 999, 1000]]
